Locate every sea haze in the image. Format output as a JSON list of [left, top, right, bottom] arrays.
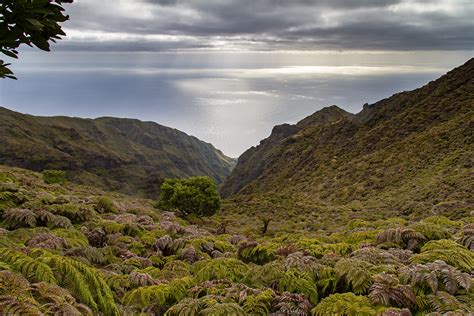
[[0, 50, 472, 157]]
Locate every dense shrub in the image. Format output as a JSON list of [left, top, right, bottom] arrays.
[[157, 176, 221, 217]]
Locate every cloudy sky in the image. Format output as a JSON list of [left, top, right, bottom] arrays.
[[1, 0, 473, 156]]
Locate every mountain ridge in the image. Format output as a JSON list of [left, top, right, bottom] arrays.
[[0, 106, 235, 198], [221, 58, 473, 223]]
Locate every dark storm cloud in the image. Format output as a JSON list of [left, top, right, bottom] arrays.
[[58, 0, 474, 51]]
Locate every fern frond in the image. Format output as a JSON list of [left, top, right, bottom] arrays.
[[165, 298, 203, 316], [242, 289, 275, 315], [193, 258, 248, 282], [200, 302, 245, 316], [411, 240, 474, 272], [52, 228, 89, 248], [26, 233, 67, 250], [48, 203, 96, 223], [128, 271, 160, 287], [279, 269, 318, 305], [238, 241, 277, 265], [31, 281, 93, 315], [368, 273, 416, 308], [274, 291, 312, 315], [2, 208, 37, 229], [427, 291, 470, 313], [284, 251, 320, 271], [156, 260, 192, 281], [400, 260, 471, 295], [376, 227, 425, 250], [0, 270, 31, 296], [39, 254, 118, 315], [0, 248, 56, 284], [311, 292, 378, 316], [350, 247, 401, 265], [335, 258, 374, 294], [243, 260, 284, 288], [49, 215, 73, 229], [123, 277, 192, 310], [0, 295, 42, 315], [65, 246, 107, 265], [409, 222, 451, 241]]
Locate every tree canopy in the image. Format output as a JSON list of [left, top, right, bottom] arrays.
[[158, 176, 221, 217], [0, 0, 72, 79]]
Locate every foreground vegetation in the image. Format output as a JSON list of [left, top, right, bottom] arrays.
[[0, 165, 472, 315]]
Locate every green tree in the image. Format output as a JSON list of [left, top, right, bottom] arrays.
[[158, 176, 221, 217], [0, 0, 73, 79]]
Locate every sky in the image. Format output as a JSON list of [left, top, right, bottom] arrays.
[[0, 0, 473, 157]]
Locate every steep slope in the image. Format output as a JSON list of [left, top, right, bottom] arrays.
[[0, 108, 235, 198], [221, 105, 353, 197], [222, 59, 473, 222]]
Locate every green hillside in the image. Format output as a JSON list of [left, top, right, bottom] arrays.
[[0, 108, 235, 198], [219, 58, 473, 234], [0, 165, 472, 315]]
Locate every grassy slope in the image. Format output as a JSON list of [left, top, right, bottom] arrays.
[[218, 59, 473, 235], [0, 108, 235, 198]]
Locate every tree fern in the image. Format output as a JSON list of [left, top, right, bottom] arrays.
[[0, 295, 43, 315], [0, 248, 56, 284], [350, 247, 401, 265], [200, 302, 246, 316], [400, 260, 471, 295], [312, 266, 339, 297], [279, 269, 318, 305], [427, 291, 471, 314], [165, 298, 203, 316], [49, 214, 73, 229], [39, 254, 119, 315], [193, 258, 249, 282], [65, 246, 107, 265], [0, 236, 14, 248], [123, 277, 193, 310], [187, 279, 233, 298], [243, 260, 284, 288], [273, 291, 312, 315], [238, 241, 277, 265], [311, 292, 378, 316], [2, 208, 37, 229], [368, 273, 416, 308], [284, 251, 320, 271], [457, 224, 474, 250], [156, 260, 192, 281], [241, 289, 274, 315], [31, 281, 93, 315], [0, 271, 44, 315], [376, 227, 426, 250], [128, 271, 160, 287], [0, 191, 19, 210], [48, 203, 96, 223], [0, 270, 31, 296], [96, 197, 117, 214], [411, 239, 474, 272], [35, 210, 55, 226], [26, 233, 67, 250], [335, 258, 374, 294], [52, 228, 89, 247], [409, 221, 451, 241]]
